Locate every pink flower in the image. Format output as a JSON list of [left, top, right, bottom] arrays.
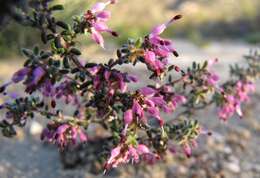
[[105, 146, 122, 167], [91, 29, 105, 48], [93, 76, 101, 89], [12, 67, 30, 83], [24, 66, 46, 93], [150, 15, 182, 38], [88, 65, 101, 75], [91, 2, 110, 13], [141, 15, 181, 75], [147, 15, 181, 58], [165, 95, 187, 112], [116, 73, 127, 92], [182, 143, 192, 158], [104, 143, 159, 171], [124, 109, 133, 125], [126, 74, 138, 82], [84, 0, 118, 48], [235, 81, 255, 102], [31, 66, 45, 85], [144, 50, 166, 75], [122, 109, 133, 134], [41, 123, 87, 148], [150, 24, 167, 37], [218, 95, 241, 121], [139, 87, 156, 96], [207, 73, 219, 86], [132, 100, 144, 118], [218, 80, 255, 121], [137, 144, 150, 154], [135, 86, 186, 126], [173, 95, 187, 104]]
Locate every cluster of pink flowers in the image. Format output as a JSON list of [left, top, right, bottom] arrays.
[[205, 59, 220, 88], [218, 81, 255, 121], [104, 143, 159, 171], [142, 15, 181, 76], [41, 122, 87, 148], [88, 64, 138, 95], [123, 86, 186, 133], [42, 80, 80, 105], [11, 66, 80, 106], [11, 66, 46, 93], [84, 0, 118, 48]]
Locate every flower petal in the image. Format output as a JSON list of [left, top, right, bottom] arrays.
[[91, 30, 105, 48]]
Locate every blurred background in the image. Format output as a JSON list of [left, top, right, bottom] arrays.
[[1, 0, 260, 56], [0, 0, 260, 178]]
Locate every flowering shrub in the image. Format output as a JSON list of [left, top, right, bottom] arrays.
[[0, 0, 259, 173]]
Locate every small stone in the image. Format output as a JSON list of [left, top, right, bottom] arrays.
[[222, 146, 232, 154], [224, 161, 241, 173], [29, 121, 43, 136], [178, 165, 188, 174]]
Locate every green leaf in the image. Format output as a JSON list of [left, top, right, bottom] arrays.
[[63, 56, 70, 68], [51, 41, 57, 51], [49, 4, 64, 11], [40, 52, 52, 59], [33, 46, 39, 55], [21, 48, 33, 58], [54, 37, 62, 48], [70, 48, 81, 55], [47, 34, 55, 41], [56, 21, 69, 30]]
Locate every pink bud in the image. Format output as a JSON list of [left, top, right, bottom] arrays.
[[132, 100, 144, 118], [79, 130, 88, 142], [173, 95, 187, 104], [88, 65, 100, 75], [145, 99, 155, 107], [137, 144, 150, 154], [144, 51, 156, 63], [32, 66, 45, 84], [182, 144, 192, 158], [139, 87, 156, 96], [117, 74, 127, 92], [71, 127, 78, 143], [151, 96, 166, 107], [107, 146, 121, 164], [93, 76, 101, 89], [124, 109, 133, 125], [110, 0, 117, 4], [56, 124, 69, 134], [126, 74, 138, 82], [104, 70, 111, 81], [12, 67, 30, 83]]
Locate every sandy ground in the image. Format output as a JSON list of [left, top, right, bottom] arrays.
[[0, 39, 259, 178]]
